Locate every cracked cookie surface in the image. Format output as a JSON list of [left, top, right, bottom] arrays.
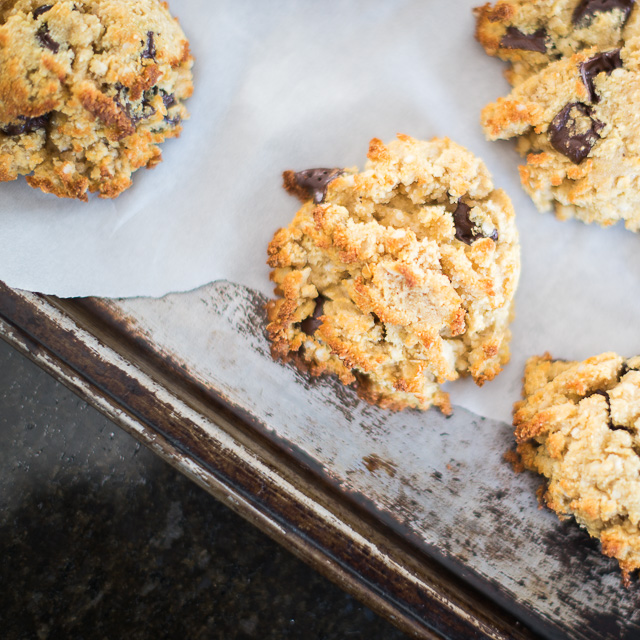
[[481, 42, 640, 230], [514, 352, 640, 584], [266, 135, 520, 412], [0, 0, 193, 201]]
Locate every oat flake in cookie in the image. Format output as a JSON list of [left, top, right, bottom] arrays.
[[514, 352, 640, 585], [266, 136, 520, 413], [0, 0, 193, 201]]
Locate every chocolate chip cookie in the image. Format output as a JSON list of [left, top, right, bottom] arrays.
[[481, 43, 640, 229], [267, 135, 520, 412], [515, 352, 640, 585], [475, 0, 635, 86], [0, 0, 193, 201], [476, 1, 640, 229]]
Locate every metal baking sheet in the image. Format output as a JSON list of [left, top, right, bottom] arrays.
[[1, 280, 638, 640]]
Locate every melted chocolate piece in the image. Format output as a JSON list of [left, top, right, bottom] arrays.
[[292, 168, 343, 204], [112, 84, 136, 124], [1, 113, 51, 136], [500, 27, 547, 53], [113, 84, 180, 129], [164, 115, 182, 127], [453, 201, 499, 245], [139, 99, 157, 120], [619, 361, 640, 377], [160, 91, 180, 125], [141, 31, 156, 60], [572, 0, 634, 25], [453, 202, 475, 244], [33, 4, 53, 18], [162, 92, 175, 109], [548, 102, 603, 164], [114, 84, 158, 124], [580, 49, 622, 102], [36, 23, 59, 53], [301, 296, 326, 336]]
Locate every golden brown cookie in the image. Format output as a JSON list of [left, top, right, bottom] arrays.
[[515, 352, 640, 585], [0, 0, 193, 201], [476, 0, 640, 230], [266, 135, 521, 412], [481, 42, 640, 230]]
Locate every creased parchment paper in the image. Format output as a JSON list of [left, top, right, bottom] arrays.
[[2, 0, 640, 424]]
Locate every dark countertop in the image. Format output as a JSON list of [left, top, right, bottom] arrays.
[[0, 338, 408, 640]]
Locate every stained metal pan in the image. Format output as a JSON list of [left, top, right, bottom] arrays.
[[0, 279, 637, 640]]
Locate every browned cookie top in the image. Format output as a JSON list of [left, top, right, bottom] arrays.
[[266, 135, 520, 412]]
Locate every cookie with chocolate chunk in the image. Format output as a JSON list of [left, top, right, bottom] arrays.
[[0, 0, 193, 201], [481, 43, 640, 230], [514, 352, 640, 585], [475, 0, 636, 86], [267, 135, 520, 412]]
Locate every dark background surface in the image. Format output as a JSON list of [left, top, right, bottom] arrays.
[[0, 338, 408, 640]]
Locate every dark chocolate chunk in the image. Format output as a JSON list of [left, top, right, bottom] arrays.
[[141, 31, 156, 60], [160, 91, 180, 124], [288, 168, 343, 204], [572, 0, 634, 25], [548, 102, 603, 164], [140, 100, 157, 120], [114, 84, 180, 128], [620, 362, 640, 378], [453, 202, 475, 244], [301, 296, 326, 336], [1, 113, 51, 136], [36, 23, 59, 53], [114, 84, 154, 123], [112, 84, 134, 121], [33, 4, 53, 18], [453, 201, 499, 245], [140, 88, 159, 119], [161, 92, 175, 110], [580, 49, 622, 102], [500, 27, 547, 53]]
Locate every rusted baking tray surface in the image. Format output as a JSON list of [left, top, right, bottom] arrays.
[[0, 280, 638, 640]]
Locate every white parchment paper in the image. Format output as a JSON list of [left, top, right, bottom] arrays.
[[2, 0, 640, 424]]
